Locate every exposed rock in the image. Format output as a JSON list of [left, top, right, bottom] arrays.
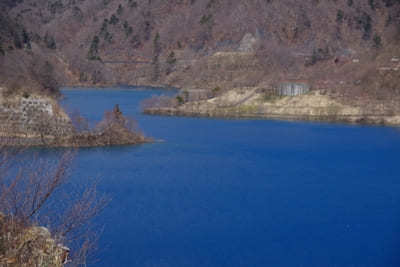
[[0, 215, 69, 267], [0, 94, 149, 147], [144, 89, 400, 126], [238, 33, 258, 53]]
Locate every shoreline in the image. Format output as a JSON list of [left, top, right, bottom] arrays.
[[0, 91, 152, 148], [143, 88, 400, 127], [0, 135, 153, 148], [60, 86, 400, 127], [61, 84, 178, 91], [144, 107, 400, 127]]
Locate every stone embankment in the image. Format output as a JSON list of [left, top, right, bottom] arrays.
[[0, 88, 149, 147], [144, 88, 400, 126], [0, 89, 74, 146]]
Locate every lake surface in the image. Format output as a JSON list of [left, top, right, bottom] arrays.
[[59, 87, 400, 267]]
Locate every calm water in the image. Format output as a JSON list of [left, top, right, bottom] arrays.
[[59, 87, 400, 267]]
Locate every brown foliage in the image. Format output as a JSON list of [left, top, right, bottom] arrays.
[[94, 105, 145, 144], [69, 105, 148, 147], [1, 0, 400, 101], [70, 110, 90, 133], [0, 149, 108, 266], [140, 95, 178, 110], [0, 49, 62, 98]]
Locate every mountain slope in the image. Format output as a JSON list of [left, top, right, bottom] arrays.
[[1, 0, 400, 105]]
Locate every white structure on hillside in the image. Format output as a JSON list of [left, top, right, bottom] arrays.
[[238, 33, 258, 53], [276, 82, 310, 96]]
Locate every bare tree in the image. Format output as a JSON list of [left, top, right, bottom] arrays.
[[94, 104, 146, 145], [69, 110, 90, 133], [140, 95, 178, 110], [0, 148, 108, 266]]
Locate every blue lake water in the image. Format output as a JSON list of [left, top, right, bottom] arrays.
[[59, 87, 400, 267]]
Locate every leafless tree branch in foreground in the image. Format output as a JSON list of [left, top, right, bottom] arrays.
[[0, 148, 109, 266]]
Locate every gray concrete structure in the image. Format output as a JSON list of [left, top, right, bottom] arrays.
[[276, 82, 310, 96], [0, 96, 73, 138]]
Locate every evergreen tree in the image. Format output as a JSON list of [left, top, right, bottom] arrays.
[[88, 35, 100, 60], [152, 33, 161, 81], [166, 51, 177, 75]]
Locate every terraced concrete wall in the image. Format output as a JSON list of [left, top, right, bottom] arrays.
[[0, 95, 73, 138]]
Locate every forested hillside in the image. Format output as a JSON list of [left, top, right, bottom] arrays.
[[0, 2, 63, 97], [1, 0, 400, 102]]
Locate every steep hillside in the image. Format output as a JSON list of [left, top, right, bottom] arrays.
[[2, 0, 400, 108], [0, 4, 63, 98], [0, 3, 151, 147]]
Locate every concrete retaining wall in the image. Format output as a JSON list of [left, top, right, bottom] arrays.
[[276, 83, 310, 96], [0, 95, 73, 138]]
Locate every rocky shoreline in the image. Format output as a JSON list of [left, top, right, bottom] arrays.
[[0, 91, 150, 148], [145, 107, 400, 126], [143, 89, 400, 126], [0, 133, 151, 148], [0, 213, 69, 267]]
